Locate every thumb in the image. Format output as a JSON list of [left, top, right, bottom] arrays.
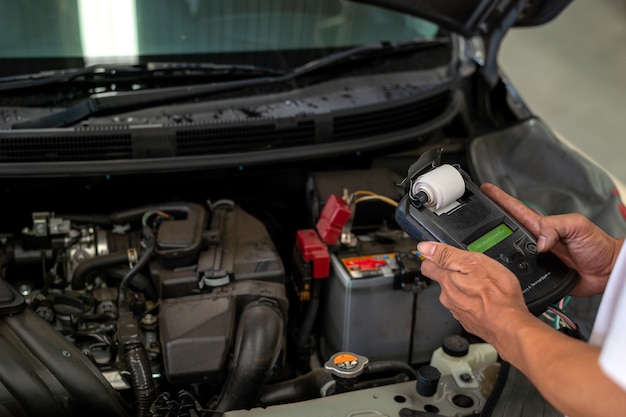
[[534, 215, 577, 253], [536, 234, 551, 252], [417, 241, 468, 272], [417, 241, 437, 257]]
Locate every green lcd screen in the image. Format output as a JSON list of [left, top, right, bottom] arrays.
[[467, 224, 513, 253]]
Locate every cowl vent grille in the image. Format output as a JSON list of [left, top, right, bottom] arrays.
[[176, 120, 316, 156], [334, 91, 449, 140], [0, 134, 133, 162], [0, 88, 453, 163]]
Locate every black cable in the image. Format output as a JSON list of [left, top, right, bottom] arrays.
[[118, 226, 155, 307], [296, 278, 321, 348], [408, 291, 418, 365]]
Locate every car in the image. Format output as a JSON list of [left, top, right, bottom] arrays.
[[0, 1, 624, 416]]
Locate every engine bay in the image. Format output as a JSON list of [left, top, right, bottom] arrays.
[[0, 165, 503, 417]]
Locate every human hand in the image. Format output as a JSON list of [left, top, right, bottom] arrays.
[[417, 241, 531, 348], [481, 183, 624, 297]]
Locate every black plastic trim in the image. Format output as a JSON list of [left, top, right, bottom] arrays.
[[0, 91, 463, 178]]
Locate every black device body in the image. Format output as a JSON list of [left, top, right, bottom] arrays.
[[395, 165, 579, 316]]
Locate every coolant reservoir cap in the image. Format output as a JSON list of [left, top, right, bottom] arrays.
[[324, 352, 369, 379], [442, 335, 470, 357]]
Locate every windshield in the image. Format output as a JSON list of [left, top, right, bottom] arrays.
[[0, 0, 439, 76], [0, 0, 454, 176]]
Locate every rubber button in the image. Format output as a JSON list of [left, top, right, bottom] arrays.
[[525, 242, 537, 254]]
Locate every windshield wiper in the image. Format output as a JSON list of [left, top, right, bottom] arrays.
[[0, 62, 284, 92], [11, 38, 448, 129]]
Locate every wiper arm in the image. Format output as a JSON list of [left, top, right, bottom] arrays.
[[292, 38, 445, 75], [0, 62, 284, 92], [11, 38, 447, 129], [11, 76, 279, 129]]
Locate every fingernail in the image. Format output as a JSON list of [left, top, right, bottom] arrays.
[[537, 235, 547, 252], [417, 241, 435, 256]]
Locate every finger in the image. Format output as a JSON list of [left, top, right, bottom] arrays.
[[535, 216, 563, 252], [536, 213, 599, 253], [417, 241, 475, 273], [480, 183, 543, 237], [419, 258, 449, 283], [421, 260, 475, 297], [420, 260, 468, 304]]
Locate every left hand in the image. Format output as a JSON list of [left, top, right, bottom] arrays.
[[481, 183, 621, 296], [417, 240, 532, 348]]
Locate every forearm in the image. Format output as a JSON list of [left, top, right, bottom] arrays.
[[494, 311, 626, 417], [417, 237, 626, 416]]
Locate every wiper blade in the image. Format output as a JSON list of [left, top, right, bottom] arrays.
[[0, 62, 284, 92], [11, 38, 447, 129]]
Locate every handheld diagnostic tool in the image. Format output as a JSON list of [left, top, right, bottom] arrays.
[[395, 149, 579, 315]]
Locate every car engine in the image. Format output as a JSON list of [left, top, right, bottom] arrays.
[[0, 168, 502, 417]]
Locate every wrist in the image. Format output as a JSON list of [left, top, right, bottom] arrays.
[[486, 306, 539, 364]]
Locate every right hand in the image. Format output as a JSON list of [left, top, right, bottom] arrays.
[[481, 183, 624, 297]]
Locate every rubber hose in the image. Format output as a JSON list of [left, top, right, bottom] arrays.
[[108, 267, 157, 300], [213, 300, 284, 412], [364, 360, 417, 380], [259, 368, 335, 406], [71, 251, 131, 290]]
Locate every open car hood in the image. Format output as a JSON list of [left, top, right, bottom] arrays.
[[349, 0, 572, 38], [349, 0, 571, 86]]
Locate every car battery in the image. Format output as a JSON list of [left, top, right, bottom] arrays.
[[320, 249, 461, 365]]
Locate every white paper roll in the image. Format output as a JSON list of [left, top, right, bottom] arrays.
[[412, 164, 465, 210]]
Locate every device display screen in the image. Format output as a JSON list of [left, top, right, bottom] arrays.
[[467, 223, 513, 253]]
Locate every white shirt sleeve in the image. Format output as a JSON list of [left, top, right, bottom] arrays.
[[589, 243, 626, 392]]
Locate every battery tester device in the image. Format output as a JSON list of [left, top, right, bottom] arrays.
[[395, 149, 579, 315]]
